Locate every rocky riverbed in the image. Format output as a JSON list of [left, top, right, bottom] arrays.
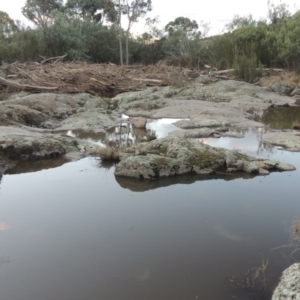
[[1, 78, 300, 176], [1, 76, 300, 300]]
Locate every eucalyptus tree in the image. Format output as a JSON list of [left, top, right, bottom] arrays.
[[165, 17, 199, 39], [22, 0, 64, 55], [114, 0, 152, 65], [65, 0, 117, 23], [0, 11, 19, 40]]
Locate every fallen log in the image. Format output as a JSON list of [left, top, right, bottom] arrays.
[[215, 69, 234, 75], [0, 77, 58, 91], [132, 78, 163, 83], [41, 54, 67, 65]]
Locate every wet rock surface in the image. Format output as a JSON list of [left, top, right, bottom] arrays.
[[272, 263, 300, 300], [114, 137, 295, 179], [262, 131, 300, 151]]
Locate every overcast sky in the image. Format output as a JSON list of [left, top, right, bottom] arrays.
[[1, 0, 299, 35]]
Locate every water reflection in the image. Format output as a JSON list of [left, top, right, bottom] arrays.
[[116, 172, 256, 192], [0, 156, 299, 300], [146, 118, 186, 138], [67, 124, 156, 148], [201, 128, 276, 158], [66, 118, 185, 148], [5, 157, 70, 175], [257, 106, 300, 130]]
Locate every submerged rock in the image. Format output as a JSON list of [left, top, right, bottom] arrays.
[[114, 137, 295, 179], [272, 263, 300, 300]]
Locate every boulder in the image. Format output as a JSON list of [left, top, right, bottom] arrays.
[[114, 137, 295, 179], [272, 263, 300, 300], [131, 117, 147, 128], [291, 87, 300, 97], [269, 83, 294, 95]]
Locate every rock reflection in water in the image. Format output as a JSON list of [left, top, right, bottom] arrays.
[[5, 157, 70, 175], [115, 172, 256, 192]]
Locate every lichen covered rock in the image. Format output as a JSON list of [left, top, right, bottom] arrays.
[[272, 263, 300, 300], [114, 137, 295, 179]]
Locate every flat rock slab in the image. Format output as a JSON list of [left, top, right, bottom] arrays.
[[0, 93, 113, 131], [272, 263, 300, 300], [262, 131, 300, 151], [112, 80, 296, 134], [0, 126, 99, 161], [114, 137, 295, 179]]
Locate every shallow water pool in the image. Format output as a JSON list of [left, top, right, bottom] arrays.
[[0, 123, 299, 300]]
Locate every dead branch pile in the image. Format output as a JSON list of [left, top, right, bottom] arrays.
[[0, 61, 200, 97]]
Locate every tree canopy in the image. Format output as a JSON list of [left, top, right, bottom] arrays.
[[165, 17, 199, 38], [0, 0, 299, 74]]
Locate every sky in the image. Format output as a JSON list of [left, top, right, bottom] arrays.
[[0, 0, 299, 35]]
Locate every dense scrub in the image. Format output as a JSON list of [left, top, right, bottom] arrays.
[[1, 1, 300, 82]]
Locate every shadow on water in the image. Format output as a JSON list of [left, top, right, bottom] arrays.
[[256, 106, 300, 130]]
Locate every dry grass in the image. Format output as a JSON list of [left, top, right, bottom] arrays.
[[1, 62, 197, 97], [96, 146, 121, 161], [135, 144, 148, 155], [167, 71, 187, 88], [272, 218, 300, 262], [259, 71, 300, 88], [289, 219, 300, 260], [228, 254, 268, 292]]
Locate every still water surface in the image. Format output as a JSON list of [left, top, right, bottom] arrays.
[[0, 119, 299, 300]]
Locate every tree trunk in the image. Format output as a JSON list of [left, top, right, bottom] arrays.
[[125, 30, 129, 65], [118, 0, 123, 65], [119, 34, 123, 65]]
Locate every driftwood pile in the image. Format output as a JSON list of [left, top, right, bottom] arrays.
[[0, 61, 200, 97]]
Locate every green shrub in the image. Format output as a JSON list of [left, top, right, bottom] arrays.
[[233, 54, 262, 83]]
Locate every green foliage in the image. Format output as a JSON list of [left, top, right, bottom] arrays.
[[15, 29, 42, 61], [0, 11, 19, 40], [65, 0, 117, 22], [165, 17, 199, 38], [233, 53, 262, 83], [22, 0, 63, 26], [0, 0, 298, 73]]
